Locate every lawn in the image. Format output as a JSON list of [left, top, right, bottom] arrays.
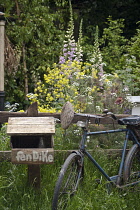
[[0, 124, 140, 210]]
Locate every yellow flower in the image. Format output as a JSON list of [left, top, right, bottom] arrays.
[[92, 86, 96, 92], [49, 96, 54, 101], [105, 79, 109, 83], [114, 73, 118, 78]]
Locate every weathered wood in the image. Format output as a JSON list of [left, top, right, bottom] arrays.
[[61, 101, 74, 129], [27, 101, 38, 116], [7, 124, 55, 135], [0, 149, 129, 162], [26, 102, 40, 189], [8, 117, 55, 125], [0, 111, 60, 123], [0, 20, 5, 92], [0, 111, 27, 123], [7, 117, 55, 135], [0, 110, 133, 124], [0, 101, 136, 125], [11, 148, 54, 164], [28, 165, 40, 189]]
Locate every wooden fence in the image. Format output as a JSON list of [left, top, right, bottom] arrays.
[[0, 102, 134, 188]]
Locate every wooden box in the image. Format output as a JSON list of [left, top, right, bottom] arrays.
[[7, 117, 55, 164]]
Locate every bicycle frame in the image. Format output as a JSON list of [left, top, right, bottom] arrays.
[[79, 126, 140, 187]]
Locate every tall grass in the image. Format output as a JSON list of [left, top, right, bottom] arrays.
[[0, 124, 140, 210]]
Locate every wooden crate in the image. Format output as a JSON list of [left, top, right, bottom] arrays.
[[7, 117, 55, 165]]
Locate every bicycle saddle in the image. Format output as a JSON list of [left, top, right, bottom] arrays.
[[118, 116, 140, 125]]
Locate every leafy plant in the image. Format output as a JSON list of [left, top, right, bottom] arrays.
[[3, 0, 66, 109], [27, 11, 132, 114], [101, 17, 128, 73]]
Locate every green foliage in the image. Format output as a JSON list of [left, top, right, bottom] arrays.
[[27, 11, 131, 114], [101, 17, 128, 73], [7, 0, 63, 66], [3, 0, 66, 109], [87, 25, 103, 67], [2, 1, 140, 108], [59, 0, 83, 64], [29, 61, 99, 112], [129, 23, 140, 60], [0, 127, 140, 210], [117, 55, 140, 95], [28, 60, 131, 114], [99, 17, 140, 96], [123, 23, 140, 95], [0, 125, 10, 150]]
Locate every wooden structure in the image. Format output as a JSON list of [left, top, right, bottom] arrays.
[[0, 13, 5, 111], [7, 117, 55, 165], [0, 101, 138, 188], [6, 102, 55, 188], [0, 108, 132, 125]]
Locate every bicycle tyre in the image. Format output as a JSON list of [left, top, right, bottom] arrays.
[[123, 144, 140, 188], [52, 152, 83, 210]]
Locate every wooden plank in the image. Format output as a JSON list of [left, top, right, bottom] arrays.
[[0, 110, 136, 125], [0, 149, 130, 162], [0, 111, 27, 123], [0, 109, 134, 125], [28, 165, 40, 189], [26, 102, 40, 189], [8, 117, 55, 125], [7, 124, 55, 135], [11, 148, 54, 164], [0, 100, 135, 124], [27, 101, 38, 116], [0, 102, 59, 124], [7, 117, 55, 135]]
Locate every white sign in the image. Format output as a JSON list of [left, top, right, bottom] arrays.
[[15, 150, 53, 163]]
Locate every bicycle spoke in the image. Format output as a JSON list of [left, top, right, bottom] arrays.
[[52, 153, 83, 210]]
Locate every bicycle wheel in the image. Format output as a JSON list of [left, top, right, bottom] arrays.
[[123, 144, 140, 189], [52, 152, 83, 210]]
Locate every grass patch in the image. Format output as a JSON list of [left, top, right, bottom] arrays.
[[0, 124, 140, 209]]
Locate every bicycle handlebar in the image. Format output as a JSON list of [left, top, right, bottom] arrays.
[[75, 113, 104, 119]]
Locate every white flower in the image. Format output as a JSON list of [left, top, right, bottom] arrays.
[[86, 87, 92, 92], [96, 106, 102, 112], [72, 82, 79, 86]]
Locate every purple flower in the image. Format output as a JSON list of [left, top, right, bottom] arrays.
[[71, 47, 76, 51], [98, 64, 104, 76], [59, 56, 65, 64]]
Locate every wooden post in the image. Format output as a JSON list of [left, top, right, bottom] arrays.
[[0, 13, 5, 111], [27, 102, 41, 189], [22, 44, 28, 102]]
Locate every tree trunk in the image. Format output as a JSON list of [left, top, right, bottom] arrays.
[[22, 44, 28, 101]]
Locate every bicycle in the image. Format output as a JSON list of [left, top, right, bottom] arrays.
[[52, 102, 140, 210]]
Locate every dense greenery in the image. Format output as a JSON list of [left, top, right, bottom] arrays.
[[0, 2, 140, 209], [0, 0, 140, 111], [1, 0, 67, 108]]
